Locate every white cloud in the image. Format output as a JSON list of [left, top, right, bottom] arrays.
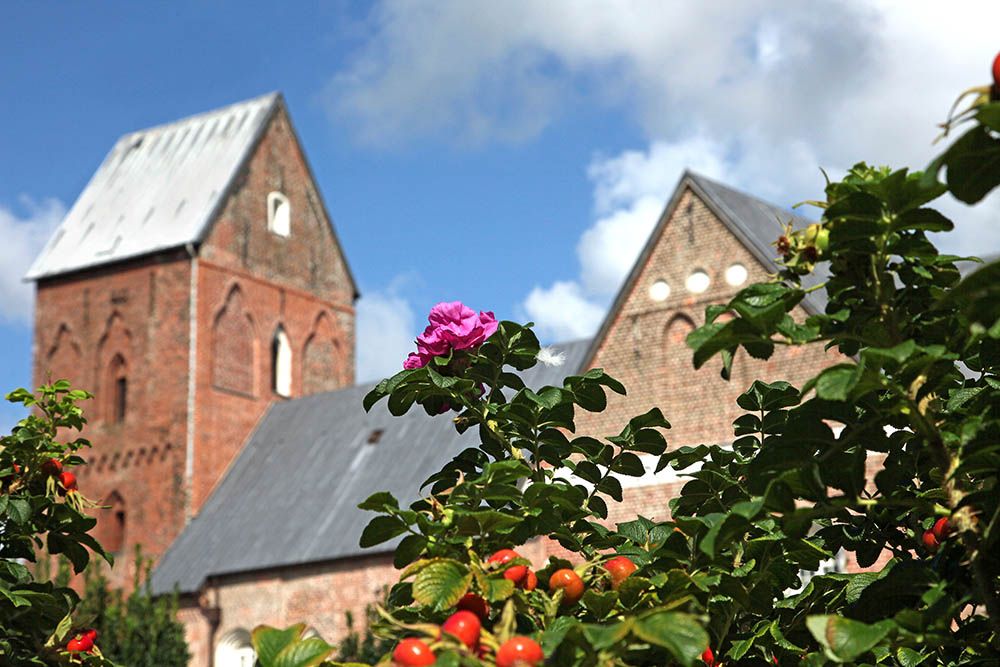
[[523, 280, 605, 341], [0, 196, 65, 325], [354, 280, 418, 383], [524, 136, 734, 340], [335, 1, 1000, 338]]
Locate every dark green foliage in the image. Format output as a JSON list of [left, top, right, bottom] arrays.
[[334, 607, 394, 665], [75, 551, 190, 667], [0, 383, 115, 666]]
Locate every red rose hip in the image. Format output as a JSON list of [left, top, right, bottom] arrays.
[[58, 471, 77, 495], [66, 632, 95, 653], [922, 529, 939, 553], [548, 568, 584, 606], [487, 548, 528, 585], [441, 610, 481, 650], [456, 592, 489, 620], [604, 555, 637, 590], [932, 517, 952, 541], [42, 458, 63, 477], [392, 638, 435, 666], [496, 636, 544, 667]]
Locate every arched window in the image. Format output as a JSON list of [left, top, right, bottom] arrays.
[[101, 491, 126, 554], [303, 312, 342, 395], [267, 191, 290, 237], [662, 315, 696, 412], [212, 287, 256, 396], [271, 326, 292, 397], [107, 354, 128, 423], [215, 629, 255, 667]]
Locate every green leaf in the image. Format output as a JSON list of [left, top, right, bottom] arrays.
[[809, 363, 863, 401], [358, 516, 408, 548], [272, 637, 335, 667], [891, 208, 953, 232], [896, 647, 929, 667], [806, 615, 893, 663], [610, 452, 645, 477], [478, 575, 515, 602], [393, 534, 428, 569], [252, 624, 307, 667], [411, 559, 471, 611], [581, 589, 618, 618], [596, 476, 623, 501], [632, 611, 709, 666], [938, 125, 1000, 204], [357, 491, 399, 512]]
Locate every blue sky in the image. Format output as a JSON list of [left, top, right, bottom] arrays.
[[2, 2, 999, 429]]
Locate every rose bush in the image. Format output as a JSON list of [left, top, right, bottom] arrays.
[[0, 382, 115, 665], [252, 66, 1000, 666]]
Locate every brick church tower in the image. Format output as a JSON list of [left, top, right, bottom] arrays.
[[26, 93, 357, 584]]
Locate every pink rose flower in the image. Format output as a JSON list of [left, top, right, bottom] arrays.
[[402, 302, 499, 368], [403, 353, 426, 370], [426, 302, 499, 351]]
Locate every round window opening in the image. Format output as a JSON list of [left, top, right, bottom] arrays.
[[648, 279, 671, 302], [686, 270, 711, 294], [725, 263, 748, 287]]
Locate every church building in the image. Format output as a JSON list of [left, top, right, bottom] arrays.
[[29, 94, 840, 667]]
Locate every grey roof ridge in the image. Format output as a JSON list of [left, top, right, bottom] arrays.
[[580, 170, 819, 371], [122, 91, 281, 140]]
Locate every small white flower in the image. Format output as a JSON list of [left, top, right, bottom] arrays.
[[536, 346, 566, 367]]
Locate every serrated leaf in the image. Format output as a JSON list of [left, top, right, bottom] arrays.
[[412, 560, 471, 611], [359, 516, 408, 548], [357, 491, 399, 512], [252, 624, 307, 667], [273, 637, 335, 667], [632, 611, 708, 666], [806, 615, 893, 663]]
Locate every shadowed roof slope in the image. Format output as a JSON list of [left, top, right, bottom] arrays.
[[151, 339, 591, 595], [26, 93, 280, 280]]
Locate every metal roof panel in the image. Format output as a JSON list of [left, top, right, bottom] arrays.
[[26, 93, 279, 280]]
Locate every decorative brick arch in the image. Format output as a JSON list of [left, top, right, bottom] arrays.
[[97, 313, 133, 424], [660, 313, 697, 417], [96, 490, 126, 554], [44, 324, 82, 383], [301, 311, 345, 395], [212, 285, 258, 396]]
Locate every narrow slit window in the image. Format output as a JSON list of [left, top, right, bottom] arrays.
[[267, 192, 290, 237], [115, 377, 127, 423], [107, 353, 128, 424], [271, 327, 292, 397]]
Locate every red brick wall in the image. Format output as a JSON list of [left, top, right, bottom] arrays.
[[34, 253, 192, 586], [190, 106, 355, 511], [30, 105, 356, 586], [577, 188, 836, 446], [181, 553, 399, 667]]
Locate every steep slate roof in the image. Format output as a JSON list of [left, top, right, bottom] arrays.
[[583, 171, 829, 367], [151, 339, 592, 595], [26, 93, 358, 297]]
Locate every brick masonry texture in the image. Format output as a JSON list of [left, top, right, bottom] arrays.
[[32, 107, 355, 589]]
